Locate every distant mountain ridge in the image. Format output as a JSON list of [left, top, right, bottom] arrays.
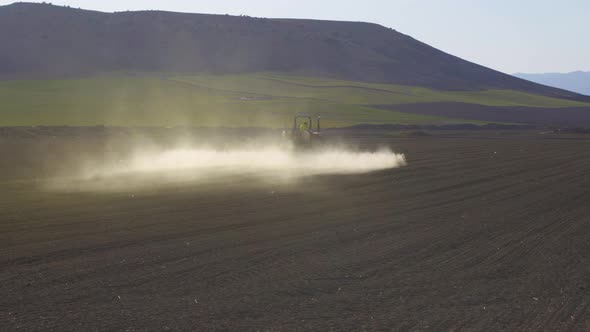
[[514, 71, 590, 96], [1, 2, 589, 103]]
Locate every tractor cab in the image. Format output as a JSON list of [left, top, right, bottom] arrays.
[[283, 115, 322, 148]]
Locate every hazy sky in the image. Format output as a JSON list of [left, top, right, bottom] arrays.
[[3, 0, 588, 74]]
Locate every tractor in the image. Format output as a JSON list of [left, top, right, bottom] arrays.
[[282, 115, 322, 149]]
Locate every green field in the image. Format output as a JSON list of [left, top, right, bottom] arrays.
[[0, 72, 587, 127]]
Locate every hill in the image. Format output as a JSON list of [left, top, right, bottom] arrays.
[[514, 71, 590, 97], [1, 2, 590, 127], [0, 2, 588, 102]]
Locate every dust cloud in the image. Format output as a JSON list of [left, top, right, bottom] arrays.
[[108, 146, 404, 175], [48, 142, 406, 191]]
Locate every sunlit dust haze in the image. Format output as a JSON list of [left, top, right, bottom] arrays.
[[46, 142, 406, 192], [119, 146, 404, 175]]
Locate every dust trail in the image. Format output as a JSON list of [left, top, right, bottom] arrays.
[[93, 146, 404, 176], [48, 144, 406, 191]]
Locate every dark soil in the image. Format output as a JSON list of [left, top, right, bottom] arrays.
[[1, 128, 589, 331], [377, 102, 590, 126]]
